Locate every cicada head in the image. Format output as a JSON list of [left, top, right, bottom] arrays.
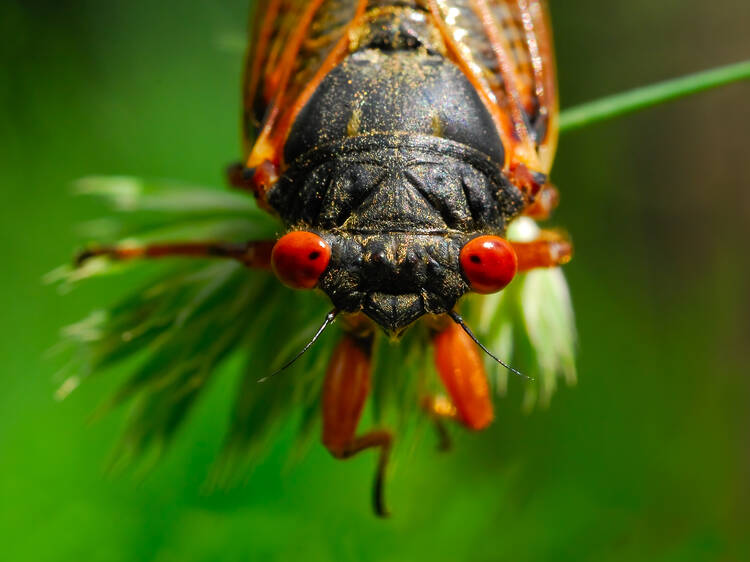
[[269, 142, 524, 336]]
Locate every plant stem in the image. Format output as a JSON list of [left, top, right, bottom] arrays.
[[559, 59, 750, 133]]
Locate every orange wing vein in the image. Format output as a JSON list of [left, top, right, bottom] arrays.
[[243, 0, 365, 168], [426, 0, 558, 175]]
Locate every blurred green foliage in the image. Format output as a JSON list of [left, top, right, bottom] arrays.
[[1, 1, 749, 561]]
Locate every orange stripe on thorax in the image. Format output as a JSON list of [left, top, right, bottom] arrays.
[[248, 0, 327, 168], [271, 0, 370, 163]]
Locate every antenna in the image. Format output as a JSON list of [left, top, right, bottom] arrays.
[[448, 310, 532, 381], [258, 309, 338, 383]]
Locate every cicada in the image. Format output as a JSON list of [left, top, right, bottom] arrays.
[[78, 0, 572, 516]]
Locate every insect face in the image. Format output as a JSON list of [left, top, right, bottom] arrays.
[[268, 135, 523, 335], [284, 230, 520, 335], [316, 231, 469, 336]]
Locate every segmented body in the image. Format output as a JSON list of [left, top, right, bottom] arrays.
[[243, 0, 557, 334]]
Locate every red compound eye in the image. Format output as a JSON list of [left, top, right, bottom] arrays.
[[460, 235, 518, 294], [271, 231, 331, 289]]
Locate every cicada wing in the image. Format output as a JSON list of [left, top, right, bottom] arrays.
[[427, 0, 558, 175], [242, 0, 366, 165]]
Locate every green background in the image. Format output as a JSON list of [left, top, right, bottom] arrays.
[[2, 1, 749, 560]]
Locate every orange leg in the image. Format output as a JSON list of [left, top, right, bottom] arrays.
[[321, 334, 392, 517], [511, 230, 573, 272], [226, 162, 254, 193], [226, 161, 278, 211], [421, 394, 457, 451], [523, 183, 559, 220], [433, 321, 494, 431], [76, 240, 274, 269]]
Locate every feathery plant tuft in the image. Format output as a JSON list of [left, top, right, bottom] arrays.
[[51, 58, 750, 478], [51, 177, 575, 478]]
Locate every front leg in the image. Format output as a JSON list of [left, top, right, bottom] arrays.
[[511, 230, 573, 272], [76, 240, 275, 269], [321, 333, 393, 517]]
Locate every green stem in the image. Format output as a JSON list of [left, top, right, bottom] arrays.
[[559, 59, 750, 133]]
